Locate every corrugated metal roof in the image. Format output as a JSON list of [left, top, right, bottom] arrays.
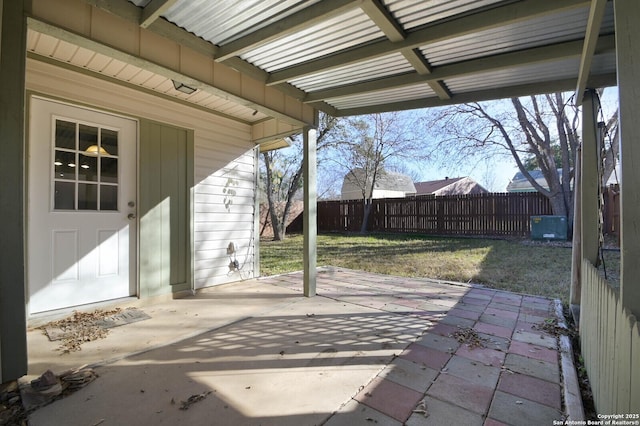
[[290, 52, 413, 92], [385, 0, 510, 30], [421, 6, 614, 66], [446, 58, 582, 93], [163, 0, 321, 46], [28, 0, 620, 122], [446, 51, 616, 94], [241, 7, 384, 72]]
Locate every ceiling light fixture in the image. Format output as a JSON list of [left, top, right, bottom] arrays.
[[85, 145, 109, 156], [172, 79, 197, 95]]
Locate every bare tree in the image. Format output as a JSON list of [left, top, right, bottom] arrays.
[[601, 109, 619, 186], [260, 113, 344, 241], [426, 91, 618, 231], [333, 112, 427, 233]]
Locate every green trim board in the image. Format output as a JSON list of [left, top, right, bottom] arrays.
[[0, 0, 28, 383], [139, 119, 194, 297]]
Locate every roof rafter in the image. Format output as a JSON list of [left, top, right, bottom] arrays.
[[360, 0, 451, 99], [331, 73, 617, 117], [575, 0, 608, 105], [214, 0, 364, 62], [140, 0, 178, 28], [304, 34, 616, 103], [360, 0, 403, 41], [267, 0, 589, 86]]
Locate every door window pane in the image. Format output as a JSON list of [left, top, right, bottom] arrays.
[[54, 150, 77, 180], [78, 153, 98, 182], [101, 129, 118, 156], [79, 124, 99, 152], [100, 185, 118, 211], [55, 120, 76, 149], [101, 157, 118, 183], [78, 183, 98, 210], [54, 181, 75, 210]]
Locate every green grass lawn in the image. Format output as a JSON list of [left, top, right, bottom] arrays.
[[260, 233, 620, 304]]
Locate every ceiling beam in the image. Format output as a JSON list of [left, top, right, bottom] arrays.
[[333, 72, 617, 117], [360, 0, 450, 99], [140, 0, 178, 28], [215, 0, 364, 62], [304, 35, 615, 103], [360, 0, 404, 41], [267, 0, 589, 86], [574, 0, 608, 105], [403, 50, 451, 100]]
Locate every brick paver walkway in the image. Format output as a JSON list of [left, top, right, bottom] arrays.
[[271, 268, 566, 426]]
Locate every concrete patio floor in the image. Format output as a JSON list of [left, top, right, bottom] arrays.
[[25, 267, 577, 425]]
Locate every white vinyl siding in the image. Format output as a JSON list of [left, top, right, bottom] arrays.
[[194, 143, 258, 288]]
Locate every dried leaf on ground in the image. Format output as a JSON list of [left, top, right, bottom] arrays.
[[532, 318, 573, 337], [450, 327, 487, 349], [40, 308, 122, 352], [179, 391, 212, 410], [412, 398, 429, 417]]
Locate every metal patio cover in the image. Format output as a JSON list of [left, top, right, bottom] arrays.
[[120, 0, 615, 117]]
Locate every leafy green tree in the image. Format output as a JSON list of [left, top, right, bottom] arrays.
[[522, 143, 570, 171]]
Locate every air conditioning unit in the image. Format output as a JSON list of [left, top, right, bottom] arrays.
[[530, 215, 568, 241]]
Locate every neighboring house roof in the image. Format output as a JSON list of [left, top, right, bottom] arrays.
[[341, 169, 416, 200], [506, 170, 560, 192], [374, 171, 416, 193], [414, 177, 488, 196]]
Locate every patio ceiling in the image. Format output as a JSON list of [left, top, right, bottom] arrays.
[[28, 0, 617, 123], [127, 0, 616, 115]]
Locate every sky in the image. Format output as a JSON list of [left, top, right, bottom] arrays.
[[282, 88, 620, 197], [417, 157, 518, 192], [410, 87, 619, 192]]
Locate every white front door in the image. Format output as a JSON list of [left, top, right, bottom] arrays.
[[28, 97, 137, 314]]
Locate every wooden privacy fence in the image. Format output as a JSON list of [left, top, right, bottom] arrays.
[[318, 192, 553, 237]]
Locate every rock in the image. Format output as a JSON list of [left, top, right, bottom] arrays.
[[60, 367, 97, 390], [31, 369, 58, 391]]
